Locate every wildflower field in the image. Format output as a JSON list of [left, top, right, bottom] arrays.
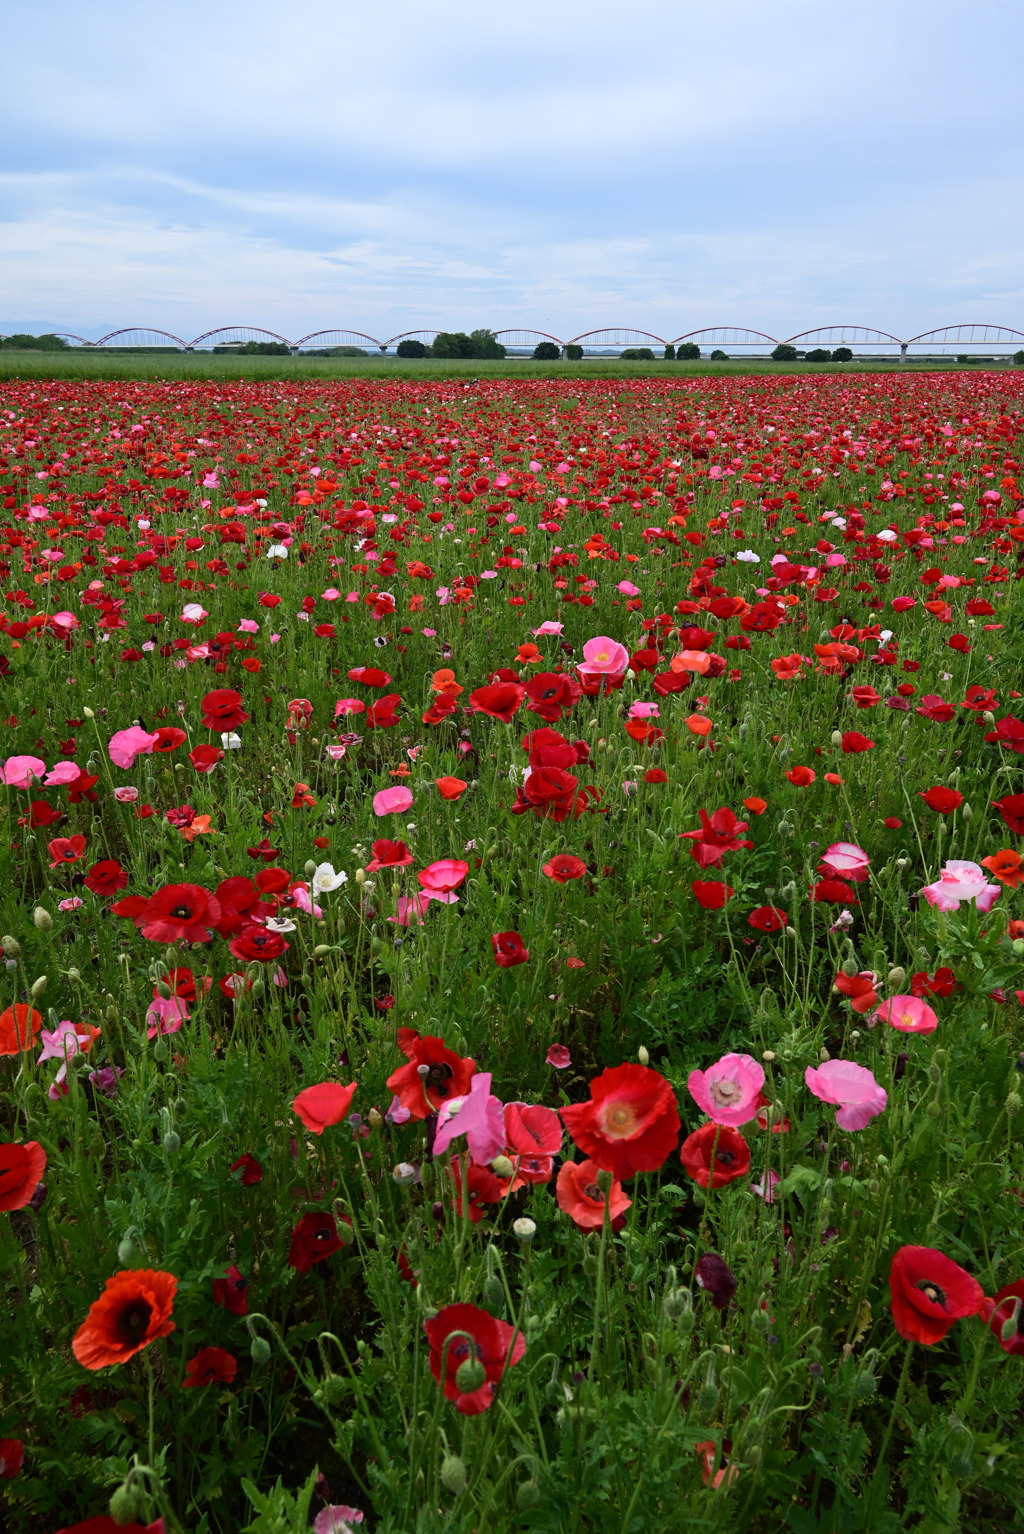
[[0, 369, 1023, 1534]]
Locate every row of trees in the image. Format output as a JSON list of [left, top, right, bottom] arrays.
[[0, 333, 71, 350]]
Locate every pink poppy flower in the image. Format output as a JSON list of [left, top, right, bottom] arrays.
[[578, 635, 629, 678], [628, 701, 660, 720], [920, 860, 1001, 913], [687, 1053, 765, 1126], [804, 1059, 887, 1129], [108, 726, 160, 769], [387, 893, 432, 926], [145, 994, 190, 1038], [43, 761, 82, 786], [373, 785, 414, 816], [751, 1169, 780, 1203], [1, 755, 46, 788], [114, 786, 139, 803], [433, 1072, 506, 1164], [546, 1044, 571, 1068], [334, 697, 365, 716], [314, 1509, 364, 1534], [873, 994, 939, 1034], [818, 841, 871, 882], [417, 859, 469, 902], [532, 621, 564, 636]]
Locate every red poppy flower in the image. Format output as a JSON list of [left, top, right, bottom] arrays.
[[0, 1004, 41, 1057], [348, 666, 392, 687], [140, 884, 222, 944], [228, 925, 289, 962], [424, 1302, 526, 1415], [691, 880, 734, 909], [83, 860, 128, 897], [993, 794, 1024, 835], [151, 726, 187, 753], [366, 838, 414, 871], [386, 1031, 477, 1120], [0, 1140, 46, 1210], [435, 776, 468, 800], [834, 970, 880, 1012], [644, 768, 668, 784], [695, 1252, 738, 1311], [980, 849, 1024, 888], [560, 1063, 680, 1180], [810, 879, 859, 904], [679, 1121, 751, 1188], [492, 931, 530, 966], [287, 1212, 344, 1273], [748, 905, 787, 932], [469, 682, 525, 721], [542, 854, 587, 883], [71, 1269, 178, 1369], [919, 786, 963, 814], [981, 1279, 1024, 1355], [27, 800, 64, 828], [910, 967, 958, 999], [888, 1245, 984, 1344], [212, 1262, 249, 1315], [229, 1152, 263, 1186], [189, 743, 224, 774], [200, 689, 249, 730], [48, 834, 87, 868], [182, 1347, 237, 1389], [449, 1159, 505, 1222], [786, 766, 816, 787], [0, 1438, 24, 1477], [743, 795, 768, 815], [365, 693, 402, 728], [524, 671, 580, 721], [54, 1518, 164, 1534], [840, 731, 875, 753], [555, 1158, 631, 1229], [293, 1081, 358, 1133], [984, 715, 1024, 753]]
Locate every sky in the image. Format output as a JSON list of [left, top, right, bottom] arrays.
[[1, 0, 1022, 345]]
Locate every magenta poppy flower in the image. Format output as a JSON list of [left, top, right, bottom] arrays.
[[1, 755, 46, 788], [817, 841, 870, 882], [108, 727, 159, 769], [372, 785, 414, 817], [417, 859, 469, 902], [873, 994, 938, 1034], [433, 1072, 506, 1164], [804, 1059, 887, 1130], [687, 1052, 764, 1127], [920, 860, 1000, 913]]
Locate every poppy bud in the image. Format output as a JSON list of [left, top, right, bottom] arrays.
[[1, 935, 20, 957], [819, 1047, 830, 1062], [762, 1050, 776, 1062], [367, 1107, 383, 1130], [887, 967, 906, 988], [117, 1230, 137, 1264], [595, 1168, 614, 1194], [313, 944, 333, 956], [961, 803, 972, 821], [513, 1217, 537, 1244], [250, 1335, 271, 1364], [441, 1452, 468, 1495], [454, 1356, 487, 1394], [66, 967, 81, 982], [30, 975, 47, 998], [490, 1154, 515, 1180], [484, 1275, 504, 1309], [983, 710, 996, 726], [109, 1481, 149, 1525], [697, 1364, 719, 1414], [304, 860, 317, 876], [33, 908, 52, 932], [83, 707, 95, 718], [831, 730, 843, 746], [163, 1131, 181, 1154], [841, 958, 860, 977], [517, 1481, 542, 1511], [1006, 1091, 1022, 1116], [1013, 939, 1024, 958], [637, 1045, 649, 1066]]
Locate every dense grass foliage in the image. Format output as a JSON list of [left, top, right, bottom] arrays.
[[0, 372, 1022, 1534]]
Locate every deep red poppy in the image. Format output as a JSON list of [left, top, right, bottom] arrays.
[[140, 884, 222, 943], [228, 1153, 263, 1186], [993, 794, 1024, 835], [524, 671, 581, 721], [981, 1279, 1024, 1356], [83, 860, 128, 897], [228, 925, 289, 962], [469, 682, 525, 721], [910, 967, 959, 998], [189, 743, 225, 774], [919, 786, 963, 814], [293, 1081, 358, 1133], [54, 1518, 164, 1534], [810, 879, 859, 904], [561, 1063, 680, 1180], [200, 689, 249, 730], [679, 1122, 751, 1188], [424, 1302, 526, 1414], [888, 1245, 984, 1344], [748, 905, 787, 932], [151, 726, 187, 753], [182, 1347, 237, 1388], [366, 838, 414, 871], [449, 1159, 506, 1222], [48, 834, 87, 868], [542, 854, 587, 883], [212, 1262, 249, 1314], [0, 1438, 24, 1478], [348, 666, 392, 687], [691, 880, 734, 909], [287, 1212, 344, 1273], [492, 931, 530, 966], [840, 731, 875, 753]]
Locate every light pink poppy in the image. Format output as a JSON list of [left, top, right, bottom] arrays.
[[688, 1052, 765, 1126], [145, 994, 190, 1039], [578, 635, 629, 678], [114, 786, 139, 803], [44, 761, 82, 786], [387, 893, 432, 927], [373, 785, 414, 817], [818, 841, 871, 882], [417, 860, 469, 902], [313, 1508, 363, 1534], [873, 994, 939, 1034], [628, 701, 660, 719], [1, 755, 46, 788], [532, 621, 564, 636], [108, 726, 159, 769], [804, 1059, 887, 1130], [920, 860, 1001, 913], [433, 1072, 506, 1164], [751, 1169, 780, 1203]]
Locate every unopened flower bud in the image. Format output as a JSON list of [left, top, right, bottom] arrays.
[[517, 1481, 542, 1511], [250, 1335, 271, 1365], [454, 1356, 487, 1394], [30, 975, 47, 999], [490, 1154, 515, 1180], [513, 1217, 537, 1244], [117, 1232, 136, 1264], [304, 859, 317, 876], [33, 908, 53, 933], [392, 1162, 419, 1187], [1006, 1091, 1022, 1116], [367, 1107, 383, 1130], [109, 1481, 149, 1525], [441, 1453, 468, 1495], [1, 935, 21, 957], [831, 729, 843, 746], [887, 967, 906, 988], [595, 1168, 613, 1194], [162, 1131, 181, 1154], [637, 1044, 649, 1066], [819, 1046, 830, 1062], [355, 868, 366, 884], [83, 707, 95, 719]]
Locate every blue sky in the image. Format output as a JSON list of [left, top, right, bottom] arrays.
[[1, 0, 1021, 342]]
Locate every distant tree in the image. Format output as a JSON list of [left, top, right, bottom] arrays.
[[663, 343, 676, 360], [565, 345, 584, 361], [676, 342, 701, 360], [240, 341, 290, 355], [771, 344, 799, 362], [710, 349, 729, 361], [619, 348, 656, 361], [832, 347, 853, 363], [431, 330, 506, 360], [532, 341, 561, 361], [396, 339, 428, 358], [1, 332, 70, 351], [805, 348, 833, 362], [1014, 350, 1024, 366]]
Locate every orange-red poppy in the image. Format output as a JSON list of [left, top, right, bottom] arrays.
[[0, 1005, 41, 1057], [435, 776, 468, 800], [72, 1269, 178, 1370], [981, 849, 1023, 888]]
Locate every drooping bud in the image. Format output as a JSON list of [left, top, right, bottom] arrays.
[[440, 1453, 468, 1495]]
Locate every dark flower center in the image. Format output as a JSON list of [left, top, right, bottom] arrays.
[[426, 1062, 454, 1095], [716, 1151, 736, 1168], [916, 1280, 947, 1308], [585, 1183, 602, 1200], [170, 905, 193, 920], [117, 1300, 152, 1342]]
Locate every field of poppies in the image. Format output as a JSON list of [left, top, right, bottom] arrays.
[[0, 369, 1023, 1534]]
